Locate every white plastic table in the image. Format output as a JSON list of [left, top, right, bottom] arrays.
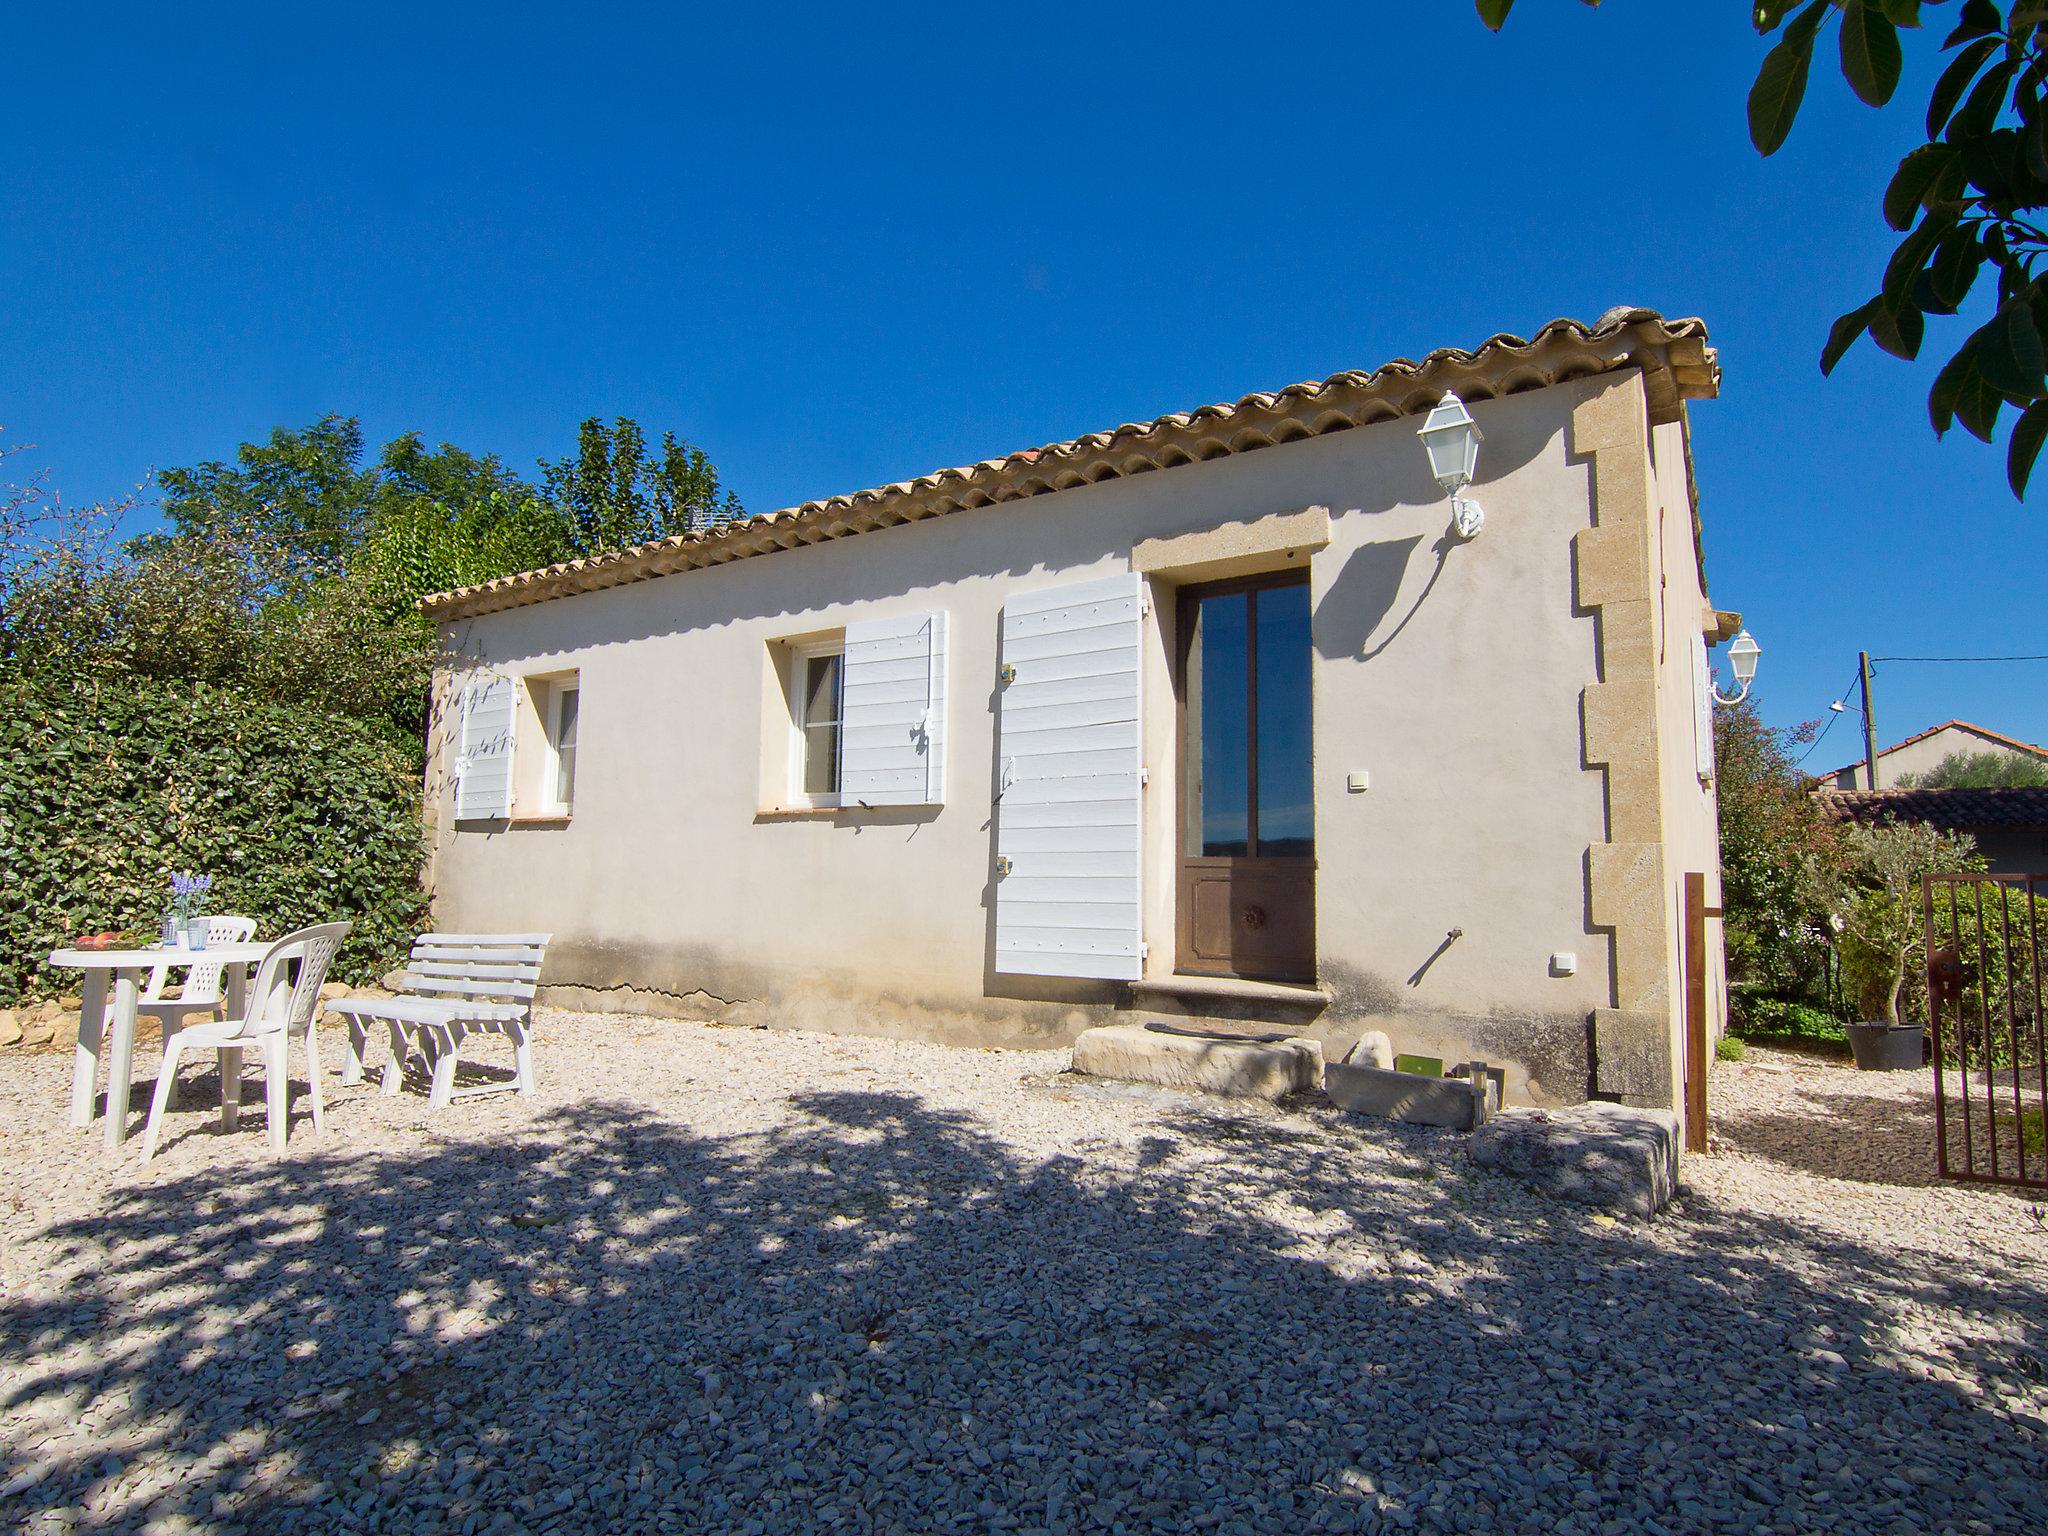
[[48, 943, 272, 1150]]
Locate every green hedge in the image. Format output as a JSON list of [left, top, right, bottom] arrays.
[[0, 677, 430, 1005]]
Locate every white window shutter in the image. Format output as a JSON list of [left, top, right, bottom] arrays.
[[994, 573, 1144, 981], [842, 612, 947, 806], [455, 674, 517, 821], [1693, 634, 1716, 782]]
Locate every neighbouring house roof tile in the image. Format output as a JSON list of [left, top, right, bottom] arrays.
[[1815, 786, 2048, 830], [419, 306, 1718, 622], [1822, 719, 2048, 781]]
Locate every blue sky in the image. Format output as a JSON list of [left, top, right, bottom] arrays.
[[5, 4, 2043, 762]]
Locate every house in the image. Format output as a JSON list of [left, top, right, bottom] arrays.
[[1814, 786, 2048, 875], [1820, 719, 2048, 791], [418, 307, 1731, 1112]]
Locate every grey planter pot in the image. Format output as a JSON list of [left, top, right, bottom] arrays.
[[1845, 1021, 1924, 1072]]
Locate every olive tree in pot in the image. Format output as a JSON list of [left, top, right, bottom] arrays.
[[1806, 822, 1983, 1071]]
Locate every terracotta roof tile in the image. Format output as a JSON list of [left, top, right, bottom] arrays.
[[1815, 786, 2048, 829], [421, 306, 1718, 621]]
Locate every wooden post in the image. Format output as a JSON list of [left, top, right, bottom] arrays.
[[1859, 650, 1880, 789], [1683, 872, 1709, 1154]]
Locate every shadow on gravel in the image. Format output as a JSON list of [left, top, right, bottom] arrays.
[[2, 1086, 2044, 1535]]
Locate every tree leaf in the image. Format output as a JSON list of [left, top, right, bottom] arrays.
[[1926, 226, 1988, 312], [1972, 294, 2046, 399], [1878, 0, 1921, 23], [1840, 1, 1904, 106], [1868, 297, 1926, 360], [1750, 12, 1824, 154], [2026, 110, 2048, 181], [1882, 143, 1955, 229], [1879, 210, 1954, 309], [1820, 298, 1880, 374], [1947, 59, 2017, 142], [1928, 36, 2002, 138], [2006, 401, 2048, 497], [1928, 339, 1980, 434], [1945, 0, 2003, 46], [1475, 0, 1514, 29]]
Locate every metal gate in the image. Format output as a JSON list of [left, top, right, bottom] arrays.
[[1925, 873, 2046, 1189]]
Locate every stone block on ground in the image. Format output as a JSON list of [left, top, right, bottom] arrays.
[[1469, 1102, 1680, 1217], [1070, 1024, 1322, 1102], [0, 1011, 20, 1047], [1325, 1060, 1493, 1130]]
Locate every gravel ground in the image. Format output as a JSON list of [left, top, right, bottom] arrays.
[[1, 1016, 2043, 1536]]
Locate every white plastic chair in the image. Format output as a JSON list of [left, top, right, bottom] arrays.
[[137, 914, 259, 1032], [141, 922, 351, 1162]]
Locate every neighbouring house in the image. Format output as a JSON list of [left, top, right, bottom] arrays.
[[1819, 719, 2048, 791], [1815, 786, 2048, 876], [419, 307, 1732, 1111]]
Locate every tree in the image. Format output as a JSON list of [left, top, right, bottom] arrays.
[[154, 414, 375, 576], [540, 417, 743, 552], [8, 412, 746, 746], [1478, 3, 2048, 498], [1896, 746, 2048, 784], [1805, 820, 1984, 1022], [1713, 697, 1849, 1009]]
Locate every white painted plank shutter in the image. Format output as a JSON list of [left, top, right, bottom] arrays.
[[1692, 634, 1716, 782], [995, 572, 1144, 980], [842, 612, 947, 806], [455, 674, 517, 821]]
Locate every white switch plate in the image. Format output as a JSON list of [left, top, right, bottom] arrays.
[[1346, 771, 1370, 793], [1549, 952, 1578, 976]]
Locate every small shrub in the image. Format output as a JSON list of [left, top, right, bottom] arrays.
[[1732, 995, 1850, 1050], [1714, 1033, 1746, 1063]]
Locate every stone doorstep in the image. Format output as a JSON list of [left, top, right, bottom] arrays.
[[1069, 1023, 1323, 1102], [1468, 1102, 1682, 1218]]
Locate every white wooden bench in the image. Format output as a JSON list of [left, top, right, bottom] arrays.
[[326, 933, 550, 1107]]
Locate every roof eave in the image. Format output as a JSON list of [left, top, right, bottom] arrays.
[[422, 307, 1718, 623]]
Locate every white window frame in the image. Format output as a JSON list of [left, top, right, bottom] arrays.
[[788, 638, 846, 810], [542, 679, 578, 816], [517, 672, 579, 820]]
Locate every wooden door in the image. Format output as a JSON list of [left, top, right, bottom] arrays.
[[1175, 572, 1315, 980]]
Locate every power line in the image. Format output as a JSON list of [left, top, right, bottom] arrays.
[[1793, 663, 1868, 766], [1870, 654, 2048, 664]]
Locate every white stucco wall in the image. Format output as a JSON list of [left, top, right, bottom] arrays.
[[429, 370, 1701, 1103]]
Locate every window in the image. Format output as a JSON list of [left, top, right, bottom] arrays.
[[514, 672, 579, 819], [548, 683, 579, 811], [791, 641, 844, 806]]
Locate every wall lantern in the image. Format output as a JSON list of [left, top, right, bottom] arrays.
[[1417, 391, 1485, 539], [1711, 629, 1762, 705]]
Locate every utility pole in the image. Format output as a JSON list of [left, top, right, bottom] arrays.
[[1859, 650, 1880, 789]]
